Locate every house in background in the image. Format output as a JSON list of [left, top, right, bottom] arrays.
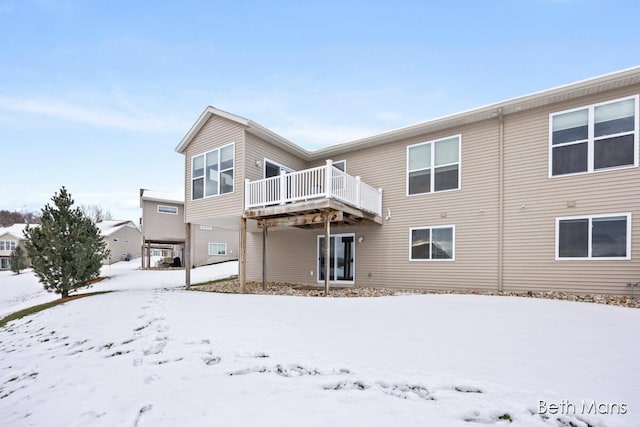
[[140, 189, 238, 269], [0, 223, 33, 270], [95, 220, 142, 265], [176, 66, 640, 295]]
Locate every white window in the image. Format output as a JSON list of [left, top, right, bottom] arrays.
[[333, 160, 346, 172], [208, 243, 227, 256], [150, 249, 162, 257], [550, 95, 638, 177], [409, 226, 455, 261], [157, 205, 178, 215], [192, 143, 235, 200], [556, 213, 631, 260], [407, 135, 460, 195], [0, 240, 16, 251], [0, 258, 9, 269], [199, 224, 213, 231]]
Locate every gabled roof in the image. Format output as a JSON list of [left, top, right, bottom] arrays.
[[175, 107, 309, 158], [139, 189, 184, 207], [96, 220, 139, 237], [175, 66, 640, 159], [0, 223, 36, 241]]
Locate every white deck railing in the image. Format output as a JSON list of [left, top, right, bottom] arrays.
[[245, 160, 382, 216]]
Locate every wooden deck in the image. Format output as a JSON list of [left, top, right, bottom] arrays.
[[243, 198, 383, 228]]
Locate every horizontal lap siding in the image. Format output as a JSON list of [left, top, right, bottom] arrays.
[[503, 85, 640, 294], [142, 201, 185, 241], [192, 227, 239, 267], [104, 227, 142, 264], [244, 132, 312, 282], [259, 121, 501, 291], [247, 227, 317, 284], [244, 133, 308, 181], [184, 116, 245, 224]]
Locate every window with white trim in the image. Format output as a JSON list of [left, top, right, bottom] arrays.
[[208, 243, 227, 256], [407, 135, 460, 195], [192, 143, 234, 200], [550, 95, 638, 176], [157, 205, 178, 215], [409, 226, 455, 261], [200, 224, 213, 231], [556, 213, 631, 260], [0, 240, 17, 251], [333, 160, 346, 172]]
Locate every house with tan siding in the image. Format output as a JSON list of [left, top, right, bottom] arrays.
[[176, 67, 640, 295], [140, 189, 238, 268], [0, 224, 33, 270], [95, 220, 142, 265]]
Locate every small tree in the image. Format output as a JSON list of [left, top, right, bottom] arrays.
[[9, 246, 27, 274], [24, 187, 110, 298]]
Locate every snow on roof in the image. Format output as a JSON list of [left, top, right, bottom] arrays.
[[95, 220, 139, 237], [140, 189, 184, 206], [0, 223, 37, 240]]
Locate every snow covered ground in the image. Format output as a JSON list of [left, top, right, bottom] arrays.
[[0, 261, 638, 426]]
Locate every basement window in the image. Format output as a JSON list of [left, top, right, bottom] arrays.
[[556, 213, 631, 260], [409, 226, 455, 261], [208, 243, 227, 256]]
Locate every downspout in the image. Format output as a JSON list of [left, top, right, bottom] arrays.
[[498, 107, 504, 293]]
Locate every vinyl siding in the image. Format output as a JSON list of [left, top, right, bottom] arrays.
[[188, 81, 640, 295], [142, 200, 185, 242], [0, 235, 30, 268], [502, 85, 640, 294], [184, 115, 245, 223], [245, 132, 308, 181], [249, 120, 502, 291], [103, 227, 142, 265], [192, 227, 239, 267]]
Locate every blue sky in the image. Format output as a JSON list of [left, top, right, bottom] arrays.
[[1, 0, 638, 221]]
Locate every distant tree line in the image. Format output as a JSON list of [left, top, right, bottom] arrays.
[[0, 210, 41, 227]]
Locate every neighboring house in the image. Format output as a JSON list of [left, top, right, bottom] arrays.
[[140, 189, 238, 268], [96, 220, 142, 265], [0, 223, 33, 270], [176, 67, 640, 295]]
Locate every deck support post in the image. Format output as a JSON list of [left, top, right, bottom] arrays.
[[185, 222, 191, 287], [141, 237, 145, 269], [240, 216, 247, 293], [146, 241, 151, 269], [324, 213, 331, 297], [262, 219, 268, 291]]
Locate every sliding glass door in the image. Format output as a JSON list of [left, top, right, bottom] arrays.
[[317, 233, 355, 283]]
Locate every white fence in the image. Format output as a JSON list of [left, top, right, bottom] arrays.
[[245, 161, 382, 216]]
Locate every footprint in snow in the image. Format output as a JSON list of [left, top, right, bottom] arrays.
[[377, 382, 435, 401]]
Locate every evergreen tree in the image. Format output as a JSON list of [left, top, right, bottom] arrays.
[[9, 246, 27, 274], [24, 187, 110, 298]]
